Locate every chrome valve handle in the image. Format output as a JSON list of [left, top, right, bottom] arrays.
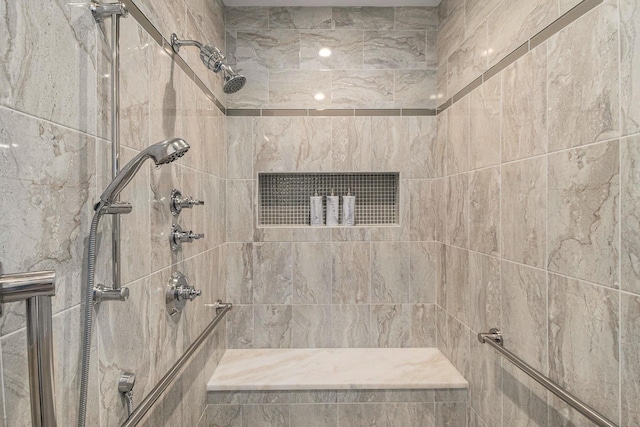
[[170, 224, 205, 251], [170, 189, 205, 215], [166, 272, 201, 316]]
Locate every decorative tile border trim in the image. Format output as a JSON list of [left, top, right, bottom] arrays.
[[227, 108, 436, 117], [123, 0, 226, 114], [437, 0, 603, 113]]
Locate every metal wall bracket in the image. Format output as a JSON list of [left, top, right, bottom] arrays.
[[93, 284, 129, 303], [90, 1, 128, 22], [477, 327, 503, 346]]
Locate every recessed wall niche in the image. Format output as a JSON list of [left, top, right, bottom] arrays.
[[258, 172, 400, 227]]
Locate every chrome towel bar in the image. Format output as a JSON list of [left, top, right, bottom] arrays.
[[121, 301, 232, 427], [0, 269, 56, 427], [478, 328, 617, 427]]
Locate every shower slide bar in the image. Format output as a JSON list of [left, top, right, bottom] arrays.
[[478, 328, 618, 427], [0, 268, 56, 427], [121, 301, 232, 427]]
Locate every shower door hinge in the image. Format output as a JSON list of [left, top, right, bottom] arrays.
[[90, 1, 128, 22]]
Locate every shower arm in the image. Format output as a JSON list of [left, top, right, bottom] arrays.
[[170, 34, 203, 52]]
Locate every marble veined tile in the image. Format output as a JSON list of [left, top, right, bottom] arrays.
[[371, 116, 409, 174], [226, 7, 269, 29], [620, 0, 640, 136], [547, 2, 619, 151], [447, 22, 487, 97], [269, 70, 332, 109], [622, 135, 640, 295], [0, 108, 94, 334], [547, 140, 619, 288], [487, 0, 557, 68], [621, 294, 640, 426], [371, 242, 410, 303], [333, 7, 394, 30], [446, 95, 470, 175], [446, 174, 469, 248], [409, 116, 441, 179], [331, 305, 370, 348], [469, 75, 500, 170], [252, 242, 292, 304], [501, 157, 546, 269], [331, 242, 370, 304], [437, 3, 465, 62], [469, 251, 500, 334], [465, 0, 500, 34], [292, 242, 331, 304], [300, 30, 363, 70], [331, 70, 394, 109], [207, 348, 468, 390], [469, 167, 500, 256], [394, 70, 437, 109], [118, 18, 150, 152], [226, 68, 269, 109], [270, 7, 332, 29], [501, 260, 547, 371], [548, 274, 619, 425], [502, 46, 547, 162], [394, 7, 438, 31], [134, 0, 185, 45], [364, 31, 427, 69], [290, 404, 337, 427], [443, 246, 470, 325], [227, 117, 254, 180], [253, 305, 292, 348], [0, 0, 99, 136], [235, 30, 300, 70], [331, 116, 372, 171]]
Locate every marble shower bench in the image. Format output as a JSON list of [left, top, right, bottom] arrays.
[[203, 348, 468, 427]]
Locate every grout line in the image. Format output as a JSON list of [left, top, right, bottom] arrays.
[[616, 0, 623, 423]]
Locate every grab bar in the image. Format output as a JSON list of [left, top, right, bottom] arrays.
[[121, 301, 232, 427], [478, 328, 617, 427], [0, 269, 56, 427]]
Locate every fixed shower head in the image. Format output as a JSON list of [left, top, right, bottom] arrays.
[[98, 138, 189, 206], [221, 65, 247, 94], [170, 33, 246, 94]]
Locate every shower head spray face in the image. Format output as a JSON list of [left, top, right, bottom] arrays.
[[222, 66, 247, 94], [98, 138, 190, 206]]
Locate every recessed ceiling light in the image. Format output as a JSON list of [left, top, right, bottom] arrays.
[[319, 48, 332, 57], [314, 92, 326, 101]]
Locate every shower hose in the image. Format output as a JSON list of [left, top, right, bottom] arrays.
[[78, 201, 105, 427]]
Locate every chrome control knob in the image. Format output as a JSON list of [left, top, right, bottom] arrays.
[[166, 272, 201, 316], [170, 189, 205, 215], [170, 224, 205, 251]]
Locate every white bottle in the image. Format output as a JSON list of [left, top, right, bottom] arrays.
[[326, 188, 339, 226], [342, 188, 355, 226], [310, 190, 323, 226]]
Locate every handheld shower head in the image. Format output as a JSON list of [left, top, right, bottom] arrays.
[[98, 138, 189, 206], [170, 33, 246, 94]]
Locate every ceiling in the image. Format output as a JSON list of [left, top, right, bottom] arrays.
[[224, 0, 440, 6]]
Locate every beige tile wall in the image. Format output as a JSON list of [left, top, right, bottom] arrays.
[[225, 7, 439, 109], [0, 0, 228, 425], [437, 1, 640, 426]]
